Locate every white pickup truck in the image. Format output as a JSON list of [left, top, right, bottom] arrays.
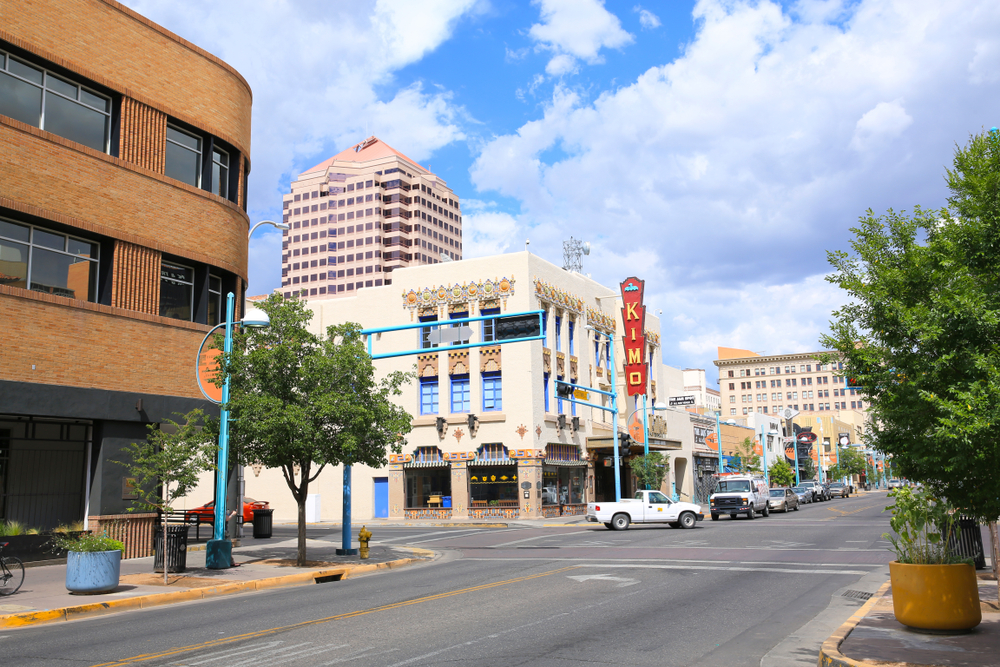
[[585, 490, 705, 530]]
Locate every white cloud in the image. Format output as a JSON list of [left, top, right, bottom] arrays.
[[118, 0, 478, 293], [528, 0, 634, 75], [471, 0, 1000, 378], [634, 6, 662, 30]]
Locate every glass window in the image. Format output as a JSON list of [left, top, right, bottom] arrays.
[[542, 466, 585, 505], [470, 465, 518, 504], [451, 376, 470, 413], [449, 311, 470, 345], [419, 314, 438, 349], [0, 51, 110, 152], [481, 306, 500, 342], [159, 260, 194, 321], [212, 147, 229, 198], [556, 375, 565, 414], [405, 468, 450, 508], [419, 379, 438, 415], [543, 372, 550, 412], [0, 218, 98, 300], [568, 319, 575, 355], [165, 125, 202, 188], [483, 374, 502, 411], [554, 315, 562, 352], [208, 274, 222, 326]]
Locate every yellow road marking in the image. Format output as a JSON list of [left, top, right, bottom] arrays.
[[826, 503, 883, 516], [89, 565, 579, 666]]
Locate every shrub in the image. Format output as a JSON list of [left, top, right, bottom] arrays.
[[49, 531, 124, 553]]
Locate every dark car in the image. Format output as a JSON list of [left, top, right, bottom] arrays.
[[828, 482, 849, 498]]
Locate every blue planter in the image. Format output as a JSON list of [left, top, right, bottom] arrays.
[[65, 550, 122, 594]]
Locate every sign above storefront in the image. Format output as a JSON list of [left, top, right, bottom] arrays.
[[619, 276, 647, 396], [669, 395, 696, 406]]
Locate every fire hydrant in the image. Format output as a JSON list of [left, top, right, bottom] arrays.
[[358, 525, 372, 559]]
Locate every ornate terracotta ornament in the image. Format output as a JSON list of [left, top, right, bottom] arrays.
[[516, 424, 528, 440]]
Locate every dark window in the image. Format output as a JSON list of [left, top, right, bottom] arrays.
[[165, 125, 201, 187], [159, 260, 194, 321], [0, 217, 98, 301]]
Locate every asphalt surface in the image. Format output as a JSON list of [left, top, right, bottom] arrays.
[[0, 492, 894, 667]]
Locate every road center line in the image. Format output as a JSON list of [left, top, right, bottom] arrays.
[[88, 565, 580, 667]]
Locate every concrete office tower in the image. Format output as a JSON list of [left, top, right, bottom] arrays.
[[280, 137, 463, 299], [1, 0, 252, 546]]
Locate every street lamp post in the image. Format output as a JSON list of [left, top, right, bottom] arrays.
[[625, 401, 669, 494], [199, 219, 288, 570], [586, 324, 621, 502]]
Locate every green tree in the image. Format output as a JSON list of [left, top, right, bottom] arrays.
[[821, 128, 1000, 524], [115, 409, 217, 583], [768, 459, 795, 487], [220, 294, 414, 566], [800, 457, 816, 481], [733, 437, 762, 475], [632, 452, 669, 491], [827, 447, 867, 484]]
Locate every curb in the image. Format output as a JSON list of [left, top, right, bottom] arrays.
[[817, 581, 891, 667], [0, 556, 428, 630]]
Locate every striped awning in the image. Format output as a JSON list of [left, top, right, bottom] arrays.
[[468, 458, 515, 466], [403, 460, 449, 468], [543, 459, 587, 467]]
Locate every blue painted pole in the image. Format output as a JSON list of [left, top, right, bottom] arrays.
[[760, 424, 768, 484], [610, 332, 621, 503], [337, 464, 357, 555], [715, 411, 723, 474], [206, 292, 235, 569]]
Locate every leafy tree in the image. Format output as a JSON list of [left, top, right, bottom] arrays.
[[827, 447, 867, 484], [632, 452, 669, 491], [800, 457, 816, 481], [115, 409, 217, 583], [733, 437, 762, 474], [219, 294, 414, 566], [768, 459, 795, 487], [822, 129, 1000, 584]]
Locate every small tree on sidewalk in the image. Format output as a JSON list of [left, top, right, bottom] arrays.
[[632, 452, 669, 492], [219, 294, 413, 566], [827, 447, 867, 488], [768, 459, 795, 488], [733, 437, 762, 475], [115, 409, 217, 584]]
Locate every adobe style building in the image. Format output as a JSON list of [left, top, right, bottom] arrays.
[[0, 0, 251, 537], [279, 137, 462, 299], [243, 252, 715, 521]]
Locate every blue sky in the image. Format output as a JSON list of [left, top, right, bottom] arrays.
[[121, 0, 1000, 385]]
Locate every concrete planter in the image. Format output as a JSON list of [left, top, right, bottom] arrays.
[[889, 560, 981, 632], [65, 550, 122, 594]]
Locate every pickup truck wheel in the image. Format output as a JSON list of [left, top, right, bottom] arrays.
[[746, 509, 756, 520], [611, 513, 630, 531], [711, 513, 719, 521], [679, 512, 696, 529], [603, 522, 613, 530]]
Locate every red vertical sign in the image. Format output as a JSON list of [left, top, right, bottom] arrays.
[[620, 276, 647, 396]]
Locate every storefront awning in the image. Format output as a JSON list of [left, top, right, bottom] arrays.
[[468, 458, 515, 466], [403, 460, 449, 468], [543, 459, 587, 467]]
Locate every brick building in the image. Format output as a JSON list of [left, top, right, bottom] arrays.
[[279, 136, 462, 299], [0, 0, 251, 535]]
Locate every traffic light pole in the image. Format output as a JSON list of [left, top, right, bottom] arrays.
[[555, 373, 621, 502]]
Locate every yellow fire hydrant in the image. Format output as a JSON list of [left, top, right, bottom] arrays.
[[358, 525, 372, 559]]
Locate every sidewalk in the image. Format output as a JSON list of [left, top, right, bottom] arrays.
[[819, 572, 1000, 666], [0, 537, 433, 630]]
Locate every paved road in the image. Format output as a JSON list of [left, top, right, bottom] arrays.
[[1, 492, 893, 667]]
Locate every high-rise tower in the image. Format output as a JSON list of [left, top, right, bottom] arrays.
[[280, 137, 463, 299]]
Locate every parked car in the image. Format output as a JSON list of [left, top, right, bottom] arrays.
[[828, 482, 849, 498], [798, 480, 824, 502], [709, 475, 771, 520], [791, 485, 813, 504], [887, 479, 904, 489], [184, 497, 269, 525], [768, 487, 799, 513]]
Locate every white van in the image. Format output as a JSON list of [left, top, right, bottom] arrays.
[[709, 475, 770, 520]]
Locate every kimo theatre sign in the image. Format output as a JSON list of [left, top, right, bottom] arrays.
[[620, 276, 647, 396]]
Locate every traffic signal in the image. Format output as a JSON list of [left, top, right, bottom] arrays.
[[556, 381, 574, 399], [494, 314, 542, 341]]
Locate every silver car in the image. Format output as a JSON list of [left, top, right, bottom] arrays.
[[768, 487, 800, 513], [791, 485, 812, 504]]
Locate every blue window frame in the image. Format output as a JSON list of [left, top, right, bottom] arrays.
[[544, 372, 550, 412], [481, 306, 500, 342], [483, 373, 502, 411], [451, 375, 470, 413], [594, 339, 601, 369], [419, 314, 438, 349], [449, 310, 470, 345], [554, 315, 562, 352], [542, 309, 548, 346], [557, 374, 564, 414], [419, 379, 438, 415], [568, 320, 575, 356]]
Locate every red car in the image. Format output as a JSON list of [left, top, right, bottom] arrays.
[[184, 497, 269, 525]]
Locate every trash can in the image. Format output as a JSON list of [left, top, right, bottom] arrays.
[[252, 508, 274, 539], [948, 515, 987, 570], [154, 524, 190, 573], [442, 496, 452, 508]]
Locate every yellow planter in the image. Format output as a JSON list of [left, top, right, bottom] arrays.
[[889, 561, 982, 631]]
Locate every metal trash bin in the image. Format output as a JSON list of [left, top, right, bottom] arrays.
[[252, 508, 274, 539], [948, 515, 987, 570], [154, 524, 190, 573]]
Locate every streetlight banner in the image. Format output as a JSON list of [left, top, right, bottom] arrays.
[[619, 276, 647, 396]]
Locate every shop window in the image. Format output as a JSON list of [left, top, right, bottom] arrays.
[[451, 375, 470, 413], [0, 49, 111, 153], [542, 466, 584, 506], [482, 373, 502, 412], [405, 467, 450, 509], [160, 260, 194, 321], [0, 218, 99, 301]]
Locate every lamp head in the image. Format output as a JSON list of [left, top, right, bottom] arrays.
[[653, 401, 667, 410], [241, 307, 270, 328], [275, 222, 291, 230]]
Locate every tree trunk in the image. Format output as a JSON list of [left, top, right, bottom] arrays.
[[297, 493, 307, 567], [989, 521, 999, 601]]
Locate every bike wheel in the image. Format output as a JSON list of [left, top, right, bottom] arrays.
[[0, 556, 25, 595]]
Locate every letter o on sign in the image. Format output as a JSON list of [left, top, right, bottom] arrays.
[[629, 372, 642, 385]]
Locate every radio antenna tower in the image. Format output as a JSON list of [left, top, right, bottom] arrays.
[[562, 237, 591, 273]]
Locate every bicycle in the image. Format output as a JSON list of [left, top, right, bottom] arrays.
[[0, 541, 25, 596]]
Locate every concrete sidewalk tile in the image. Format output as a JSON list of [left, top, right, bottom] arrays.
[[818, 581, 891, 667]]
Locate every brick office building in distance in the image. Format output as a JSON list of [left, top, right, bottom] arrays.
[[280, 136, 463, 299], [0, 0, 252, 538]]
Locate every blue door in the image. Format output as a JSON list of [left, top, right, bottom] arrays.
[[373, 477, 389, 518]]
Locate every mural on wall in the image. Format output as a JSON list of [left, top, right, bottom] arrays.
[[402, 278, 515, 319]]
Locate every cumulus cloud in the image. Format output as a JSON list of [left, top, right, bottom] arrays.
[[119, 0, 478, 293], [471, 0, 1000, 376], [528, 0, 634, 75], [634, 6, 662, 29]]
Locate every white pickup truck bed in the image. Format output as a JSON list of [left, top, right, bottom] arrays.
[[585, 490, 704, 530]]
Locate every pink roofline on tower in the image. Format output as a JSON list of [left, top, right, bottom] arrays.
[[304, 136, 427, 175]]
